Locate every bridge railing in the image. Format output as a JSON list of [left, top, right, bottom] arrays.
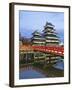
[[32, 46, 64, 56]]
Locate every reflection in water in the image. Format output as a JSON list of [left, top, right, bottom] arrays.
[[19, 69, 46, 79], [19, 62, 64, 79], [53, 60, 64, 70]]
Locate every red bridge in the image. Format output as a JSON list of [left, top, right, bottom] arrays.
[[32, 46, 64, 56]]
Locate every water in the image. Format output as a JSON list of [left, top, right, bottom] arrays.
[[19, 59, 64, 79], [19, 69, 46, 79], [53, 60, 64, 70]]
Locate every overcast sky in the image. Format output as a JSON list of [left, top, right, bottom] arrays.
[[19, 10, 64, 42]]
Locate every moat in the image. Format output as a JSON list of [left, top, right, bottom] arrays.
[[19, 60, 64, 79]]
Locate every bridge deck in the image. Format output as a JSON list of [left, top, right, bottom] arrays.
[[20, 45, 64, 56], [32, 46, 64, 56]]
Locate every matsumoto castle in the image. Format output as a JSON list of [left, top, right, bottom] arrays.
[[31, 22, 60, 46], [19, 22, 64, 64]]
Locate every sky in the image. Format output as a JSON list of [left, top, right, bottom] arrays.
[[19, 10, 64, 42]]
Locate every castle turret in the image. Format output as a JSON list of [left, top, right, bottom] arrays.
[[31, 30, 45, 46], [43, 22, 60, 46]]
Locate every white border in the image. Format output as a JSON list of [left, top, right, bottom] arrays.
[[14, 4, 69, 86]]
